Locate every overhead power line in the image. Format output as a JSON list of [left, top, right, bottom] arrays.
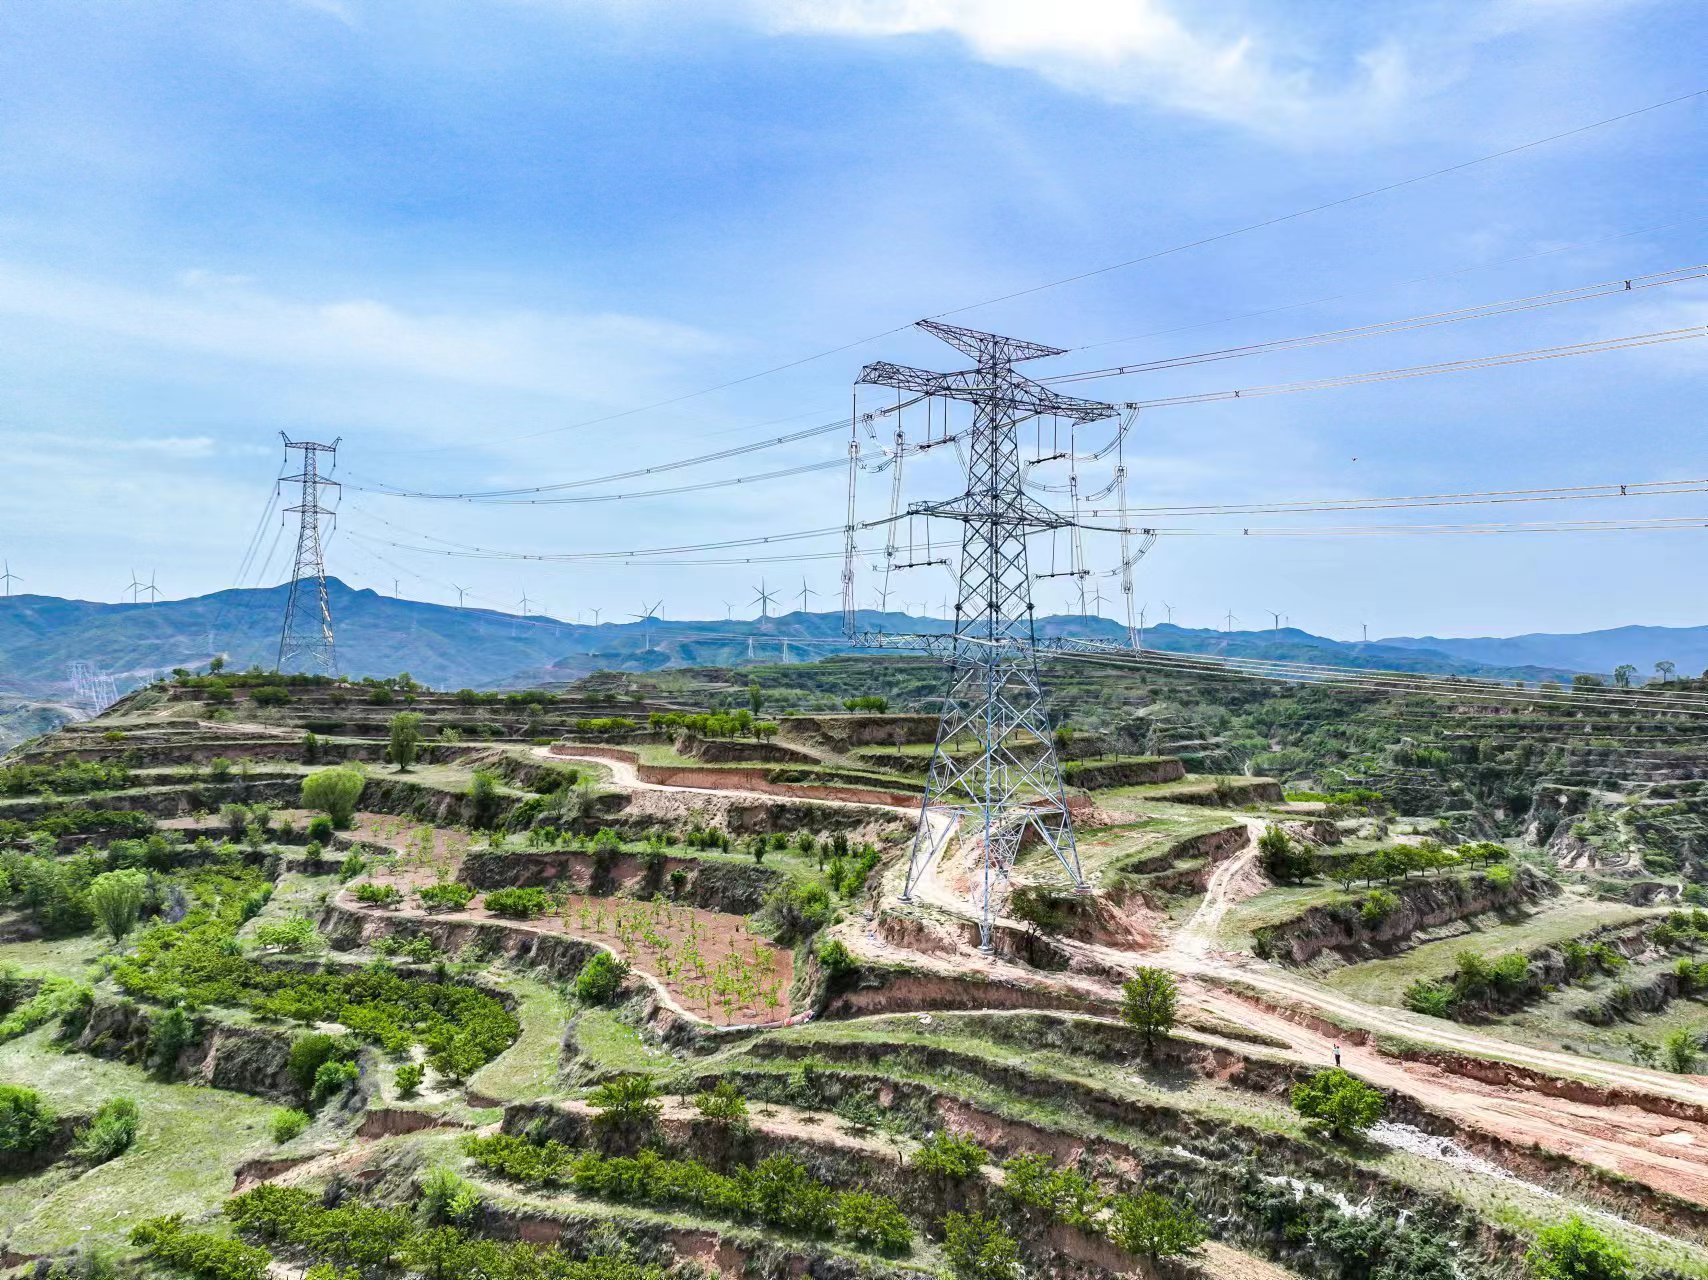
[[1106, 325, 1706, 404], [1092, 477, 1708, 519], [1048, 263, 1708, 382]]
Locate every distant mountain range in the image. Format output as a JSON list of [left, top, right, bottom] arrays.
[[1376, 625, 1708, 681], [0, 578, 1645, 703]]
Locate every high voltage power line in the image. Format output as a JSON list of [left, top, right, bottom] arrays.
[[1043, 263, 1707, 381], [385, 87, 1703, 453]]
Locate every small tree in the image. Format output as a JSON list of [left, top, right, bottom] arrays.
[[1119, 968, 1178, 1055], [748, 681, 764, 715], [1291, 1067, 1384, 1140], [941, 1211, 1022, 1280], [694, 1080, 749, 1127], [388, 712, 424, 772], [1526, 1216, 1631, 1280], [1106, 1189, 1207, 1260], [88, 868, 149, 941], [0, 1084, 56, 1154], [468, 769, 502, 829], [1258, 825, 1312, 884], [1612, 664, 1637, 689], [589, 1074, 661, 1133], [1662, 1027, 1700, 1074], [301, 767, 365, 829], [1655, 659, 1677, 684]]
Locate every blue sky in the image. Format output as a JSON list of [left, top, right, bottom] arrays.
[[0, 0, 1702, 639]]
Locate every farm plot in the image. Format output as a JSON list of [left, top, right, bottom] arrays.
[[559, 893, 792, 1025]]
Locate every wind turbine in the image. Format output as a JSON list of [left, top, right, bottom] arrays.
[[589, 607, 602, 625], [632, 600, 662, 651], [517, 591, 533, 617], [796, 578, 818, 614], [1224, 610, 1238, 633], [451, 584, 468, 609], [1267, 609, 1283, 632], [0, 560, 19, 597], [938, 596, 952, 620], [126, 568, 144, 604], [723, 601, 734, 620], [751, 580, 778, 623], [1162, 601, 1175, 625], [1089, 584, 1108, 616], [142, 571, 162, 604]]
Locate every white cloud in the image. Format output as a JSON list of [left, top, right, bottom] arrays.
[[0, 261, 720, 403], [743, 0, 1417, 139]]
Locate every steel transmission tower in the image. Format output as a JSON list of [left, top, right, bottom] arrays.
[[276, 434, 341, 674], [848, 321, 1118, 948]]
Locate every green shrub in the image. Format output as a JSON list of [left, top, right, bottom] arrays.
[[253, 916, 321, 953], [574, 951, 627, 1004], [418, 1165, 483, 1226], [311, 1059, 360, 1104], [1484, 864, 1517, 890], [693, 1080, 748, 1126], [288, 1032, 343, 1096], [1292, 1068, 1384, 1140], [301, 768, 365, 829], [271, 1108, 309, 1143], [354, 882, 403, 908], [1662, 1028, 1701, 1074], [1000, 1153, 1106, 1228], [469, 769, 502, 829], [1525, 1216, 1631, 1279], [1106, 1189, 1206, 1259], [0, 1084, 56, 1153], [146, 1005, 197, 1074], [307, 815, 335, 843], [1403, 979, 1456, 1018], [760, 880, 831, 943], [131, 1215, 270, 1280], [463, 1135, 909, 1254], [88, 868, 149, 941], [483, 886, 551, 919], [338, 851, 367, 881], [1359, 888, 1400, 924], [911, 1130, 987, 1179], [816, 937, 855, 976], [588, 1075, 660, 1131], [251, 686, 291, 707], [942, 1210, 1021, 1280], [74, 1096, 139, 1163], [417, 881, 475, 912], [395, 1062, 425, 1098]]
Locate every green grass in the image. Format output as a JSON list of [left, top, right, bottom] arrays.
[[570, 1007, 673, 1076], [1216, 882, 1355, 950], [465, 975, 574, 1102], [1323, 895, 1651, 1006], [0, 932, 107, 980], [0, 1026, 278, 1252]]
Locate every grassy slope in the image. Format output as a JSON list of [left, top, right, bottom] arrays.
[[0, 1026, 278, 1252]]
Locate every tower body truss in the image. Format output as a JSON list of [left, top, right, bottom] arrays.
[[854, 322, 1116, 946], [277, 434, 341, 675]]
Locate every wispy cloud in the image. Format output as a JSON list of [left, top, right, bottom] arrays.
[[0, 262, 720, 402], [743, 0, 1416, 139]]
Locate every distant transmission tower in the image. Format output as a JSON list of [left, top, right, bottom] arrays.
[[276, 434, 341, 674], [67, 661, 120, 713], [847, 321, 1119, 947]]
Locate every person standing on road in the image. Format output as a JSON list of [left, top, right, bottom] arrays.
[[1333, 1044, 1342, 1067]]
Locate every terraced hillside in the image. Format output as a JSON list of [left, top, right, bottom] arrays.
[[2, 667, 1706, 1280]]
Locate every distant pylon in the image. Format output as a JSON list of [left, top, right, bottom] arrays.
[[276, 434, 341, 674], [67, 661, 120, 713]]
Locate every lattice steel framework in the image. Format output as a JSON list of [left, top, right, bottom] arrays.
[[277, 434, 341, 675], [851, 321, 1118, 947]]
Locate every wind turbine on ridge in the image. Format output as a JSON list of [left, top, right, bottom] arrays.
[[632, 600, 662, 651], [0, 560, 19, 597]]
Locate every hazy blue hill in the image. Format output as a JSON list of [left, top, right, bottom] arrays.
[[0, 578, 1593, 702], [1376, 624, 1708, 678]]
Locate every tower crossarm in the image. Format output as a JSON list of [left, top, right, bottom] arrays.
[[858, 361, 1117, 424]]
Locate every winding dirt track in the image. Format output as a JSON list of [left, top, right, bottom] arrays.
[[548, 749, 1708, 1205]]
